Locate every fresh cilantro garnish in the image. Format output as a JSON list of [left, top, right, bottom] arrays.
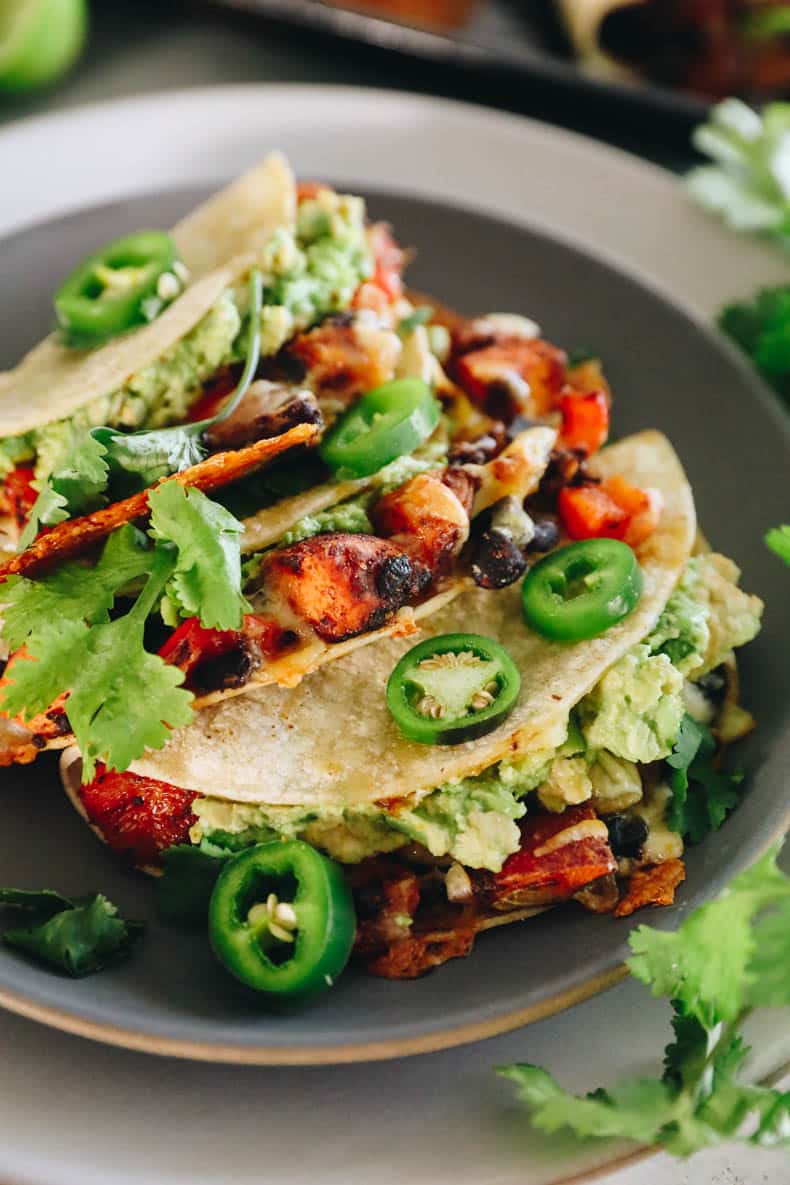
[[90, 268, 263, 496], [666, 714, 742, 842], [766, 525, 790, 566], [17, 482, 69, 550], [0, 545, 194, 779], [719, 287, 790, 408], [0, 888, 143, 977], [155, 841, 229, 926], [148, 483, 248, 630], [499, 842, 790, 1157], [0, 474, 249, 773], [398, 306, 434, 335], [688, 99, 790, 242], [1, 524, 153, 651], [93, 423, 206, 496], [18, 431, 110, 552], [14, 269, 263, 553]]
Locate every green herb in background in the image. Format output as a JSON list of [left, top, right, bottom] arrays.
[[0, 887, 142, 977], [766, 525, 790, 566], [688, 99, 790, 241], [666, 714, 742, 843], [719, 287, 790, 408], [499, 842, 790, 1157]]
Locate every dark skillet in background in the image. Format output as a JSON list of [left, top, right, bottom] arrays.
[[0, 187, 788, 1063]]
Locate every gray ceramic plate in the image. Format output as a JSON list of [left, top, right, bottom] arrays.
[[1, 187, 788, 1064]]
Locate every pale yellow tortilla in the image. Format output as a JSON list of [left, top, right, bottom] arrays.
[[129, 430, 696, 806], [0, 153, 295, 438], [557, 0, 642, 81]]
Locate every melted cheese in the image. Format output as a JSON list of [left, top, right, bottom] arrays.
[[533, 818, 609, 858]]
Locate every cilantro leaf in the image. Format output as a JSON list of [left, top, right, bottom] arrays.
[[2, 891, 143, 977], [17, 482, 68, 550], [398, 306, 434, 335], [500, 841, 790, 1158], [50, 430, 109, 515], [94, 424, 207, 496], [0, 546, 194, 779], [766, 525, 790, 566], [89, 269, 263, 497], [627, 894, 757, 1028], [155, 842, 229, 926], [744, 904, 790, 1009], [688, 100, 790, 242], [17, 430, 111, 551], [666, 715, 741, 842], [497, 1065, 677, 1144], [148, 483, 247, 630], [0, 524, 153, 651]]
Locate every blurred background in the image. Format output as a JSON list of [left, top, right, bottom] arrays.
[[4, 1, 790, 166]]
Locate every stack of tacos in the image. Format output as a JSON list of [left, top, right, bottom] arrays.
[[0, 154, 763, 998]]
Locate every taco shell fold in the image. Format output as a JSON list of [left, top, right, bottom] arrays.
[[129, 429, 696, 807], [0, 153, 295, 438]]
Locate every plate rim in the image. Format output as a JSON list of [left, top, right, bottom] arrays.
[[0, 87, 788, 1072]]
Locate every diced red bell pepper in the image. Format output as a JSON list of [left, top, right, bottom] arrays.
[[353, 223, 405, 312], [558, 483, 628, 541], [494, 804, 616, 904], [79, 766, 199, 866], [559, 475, 662, 547], [454, 337, 567, 417], [557, 390, 609, 456], [3, 466, 38, 529], [296, 181, 330, 203], [158, 615, 289, 686], [158, 618, 239, 679], [186, 367, 240, 424]]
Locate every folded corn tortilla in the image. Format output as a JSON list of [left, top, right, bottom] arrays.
[[0, 153, 295, 438], [127, 429, 695, 807], [557, 0, 643, 81]]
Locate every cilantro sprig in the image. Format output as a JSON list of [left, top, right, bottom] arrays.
[[15, 268, 263, 555], [18, 431, 111, 552], [666, 714, 742, 843], [91, 268, 263, 495], [499, 842, 790, 1157], [688, 99, 790, 242], [0, 482, 249, 776], [1, 544, 194, 780], [719, 287, 790, 409], [0, 887, 143, 977]]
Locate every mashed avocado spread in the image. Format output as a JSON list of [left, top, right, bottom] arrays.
[[190, 553, 762, 873], [0, 189, 373, 481]]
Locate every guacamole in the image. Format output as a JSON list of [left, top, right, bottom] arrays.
[[647, 553, 762, 678], [0, 293, 242, 481], [280, 496, 373, 547], [185, 548, 762, 874], [1, 191, 374, 482], [579, 644, 685, 764]]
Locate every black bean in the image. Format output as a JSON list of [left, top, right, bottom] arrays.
[[471, 528, 527, 589], [605, 813, 649, 860], [529, 518, 560, 552], [696, 664, 729, 708], [192, 643, 263, 694], [448, 433, 501, 466]]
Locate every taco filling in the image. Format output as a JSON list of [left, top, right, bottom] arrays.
[[0, 155, 764, 1002]]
